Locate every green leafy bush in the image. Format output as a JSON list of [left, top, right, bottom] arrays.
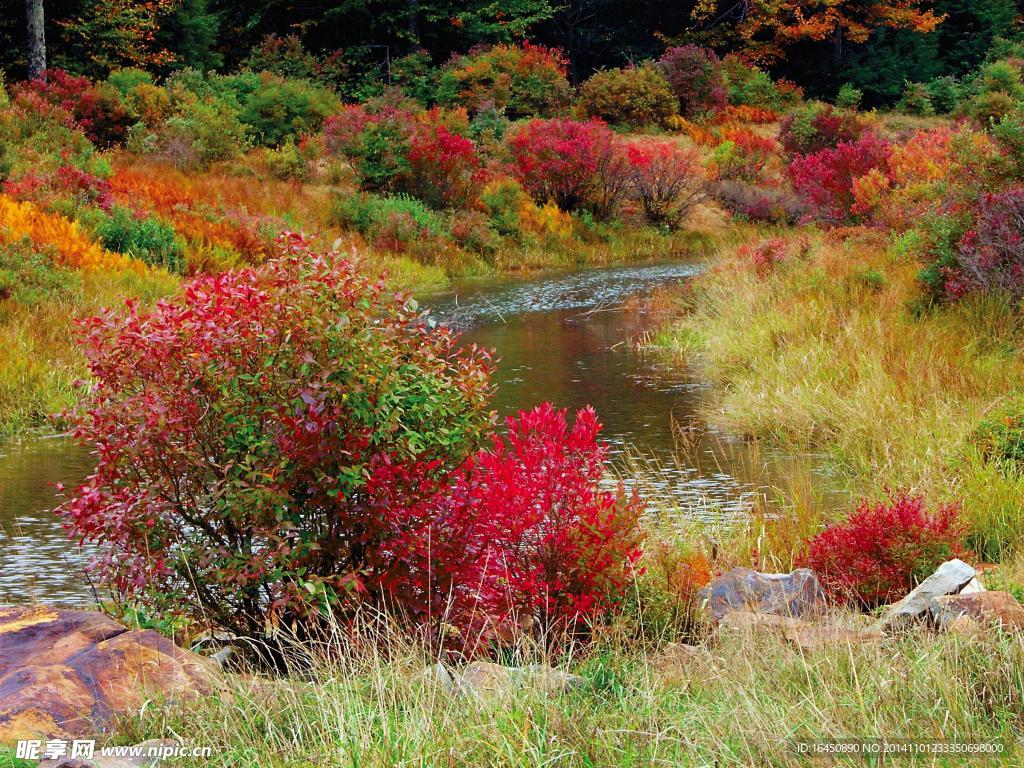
[[436, 43, 572, 118], [925, 76, 963, 114], [333, 192, 446, 249], [721, 54, 800, 109], [0, 239, 80, 310], [238, 73, 341, 146], [576, 65, 678, 128], [835, 83, 863, 110], [95, 206, 186, 273], [106, 68, 155, 97], [973, 399, 1024, 473], [350, 118, 413, 193], [130, 95, 248, 169], [263, 138, 308, 180], [480, 178, 529, 238], [897, 82, 935, 115]]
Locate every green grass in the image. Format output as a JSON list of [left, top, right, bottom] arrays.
[[653, 227, 1024, 561], [116, 617, 1024, 767], [0, 268, 179, 436]]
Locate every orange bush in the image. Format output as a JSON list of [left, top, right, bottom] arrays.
[[0, 195, 145, 272], [110, 167, 267, 262]]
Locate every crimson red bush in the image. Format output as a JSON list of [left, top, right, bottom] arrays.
[[656, 45, 726, 117], [798, 494, 965, 608], [58, 234, 495, 654], [405, 119, 481, 209], [17, 69, 134, 147], [788, 133, 890, 225], [949, 186, 1024, 301], [380, 403, 644, 650], [626, 141, 706, 228], [507, 118, 611, 211]]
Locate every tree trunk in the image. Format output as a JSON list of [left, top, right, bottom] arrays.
[[832, 25, 843, 66], [25, 0, 46, 80], [406, 0, 420, 52]]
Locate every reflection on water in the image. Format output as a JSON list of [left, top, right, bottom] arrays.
[[429, 262, 830, 524], [0, 436, 95, 605], [0, 260, 833, 606]]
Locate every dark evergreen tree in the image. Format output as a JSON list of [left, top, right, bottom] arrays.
[[160, 0, 223, 71]]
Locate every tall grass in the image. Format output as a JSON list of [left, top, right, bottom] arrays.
[[114, 611, 1024, 767], [655, 227, 1024, 558], [0, 268, 179, 436]]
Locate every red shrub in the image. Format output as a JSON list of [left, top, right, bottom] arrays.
[[508, 118, 609, 210], [322, 104, 371, 156], [57, 234, 495, 655], [626, 141, 706, 228], [657, 45, 727, 117], [798, 494, 965, 608], [382, 404, 644, 650], [17, 69, 134, 147], [741, 237, 789, 276], [4, 164, 114, 211], [405, 118, 481, 208], [788, 133, 890, 224], [951, 186, 1024, 300], [779, 104, 868, 156]]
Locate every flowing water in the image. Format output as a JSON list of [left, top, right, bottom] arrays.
[[0, 259, 831, 607]]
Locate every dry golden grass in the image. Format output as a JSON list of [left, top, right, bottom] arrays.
[[655, 226, 1024, 561]]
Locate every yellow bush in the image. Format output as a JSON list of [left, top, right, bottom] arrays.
[[0, 195, 145, 273]]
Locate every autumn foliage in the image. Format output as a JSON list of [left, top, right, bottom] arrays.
[[798, 494, 965, 607], [789, 133, 890, 224], [508, 118, 613, 211], [0, 195, 145, 273], [58, 235, 642, 655], [625, 141, 706, 228]]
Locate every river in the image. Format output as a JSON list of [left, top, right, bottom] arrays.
[[0, 260, 827, 606]]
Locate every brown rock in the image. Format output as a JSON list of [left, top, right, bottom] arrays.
[[0, 606, 124, 670], [455, 661, 518, 700], [0, 665, 96, 741], [652, 643, 711, 688], [0, 606, 220, 742], [929, 591, 1024, 632], [717, 610, 883, 651], [69, 630, 219, 721], [697, 568, 828, 623]]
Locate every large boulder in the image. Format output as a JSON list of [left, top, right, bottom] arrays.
[[928, 591, 1024, 633], [0, 606, 219, 742], [696, 568, 828, 623], [873, 559, 977, 632]]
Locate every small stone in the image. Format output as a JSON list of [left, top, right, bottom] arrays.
[[874, 559, 977, 632], [929, 591, 1024, 632], [696, 568, 828, 623], [454, 661, 520, 700], [522, 664, 588, 695], [416, 662, 456, 694]]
